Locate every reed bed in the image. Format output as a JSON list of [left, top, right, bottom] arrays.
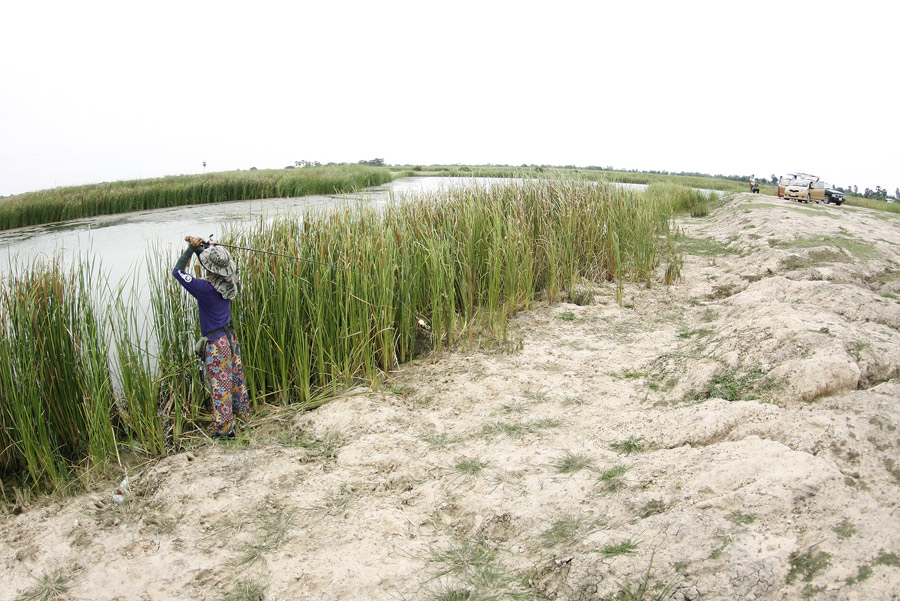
[[1, 177, 692, 495], [0, 165, 392, 231]]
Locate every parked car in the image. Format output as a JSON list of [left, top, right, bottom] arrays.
[[825, 186, 845, 205], [785, 180, 813, 202], [808, 180, 828, 202], [778, 173, 820, 198]]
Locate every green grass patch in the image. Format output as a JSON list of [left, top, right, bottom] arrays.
[[845, 196, 900, 213], [638, 499, 667, 519], [727, 511, 756, 525], [787, 548, 831, 584], [691, 369, 767, 402], [220, 579, 269, 601], [601, 539, 639, 557], [770, 235, 880, 261], [454, 457, 490, 477], [540, 514, 591, 547], [611, 436, 649, 455], [426, 540, 529, 600], [676, 235, 742, 257], [552, 451, 596, 474], [678, 328, 713, 339], [15, 568, 74, 601]]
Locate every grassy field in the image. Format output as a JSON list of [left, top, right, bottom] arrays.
[[0, 165, 392, 231], [845, 195, 900, 213], [393, 164, 754, 194], [0, 177, 705, 497]]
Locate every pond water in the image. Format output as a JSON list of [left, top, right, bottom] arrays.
[[0, 178, 483, 285], [0, 177, 662, 290]]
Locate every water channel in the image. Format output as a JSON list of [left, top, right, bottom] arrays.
[[0, 177, 655, 288]]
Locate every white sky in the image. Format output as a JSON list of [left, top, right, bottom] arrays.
[[1, 0, 898, 197]]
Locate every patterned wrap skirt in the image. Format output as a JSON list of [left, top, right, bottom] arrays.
[[205, 331, 249, 435]]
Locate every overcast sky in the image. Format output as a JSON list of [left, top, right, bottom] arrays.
[[1, 1, 897, 197]]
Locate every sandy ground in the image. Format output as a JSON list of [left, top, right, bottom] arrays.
[[3, 193, 900, 601]]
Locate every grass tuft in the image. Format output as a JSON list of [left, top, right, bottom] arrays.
[[15, 568, 74, 601], [611, 436, 649, 455], [552, 451, 596, 474], [602, 539, 639, 557]]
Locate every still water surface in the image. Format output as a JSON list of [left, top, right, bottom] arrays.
[[0, 177, 655, 289], [0, 178, 493, 284]]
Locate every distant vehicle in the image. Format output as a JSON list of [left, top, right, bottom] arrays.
[[778, 173, 820, 198], [783, 178, 845, 205], [824, 186, 845, 205]]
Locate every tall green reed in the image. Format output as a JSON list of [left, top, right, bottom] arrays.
[[0, 258, 117, 488]]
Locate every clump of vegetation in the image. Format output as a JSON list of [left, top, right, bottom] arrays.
[[454, 457, 490, 477], [540, 514, 591, 547], [568, 285, 594, 306], [638, 499, 667, 519], [727, 511, 756, 526], [602, 539, 639, 557], [611, 436, 649, 455], [425, 540, 528, 600], [610, 553, 678, 601], [221, 580, 269, 601], [787, 548, 831, 584], [597, 465, 631, 494], [234, 506, 296, 566], [15, 568, 74, 601], [690, 369, 767, 402], [833, 519, 856, 538], [552, 451, 596, 474]]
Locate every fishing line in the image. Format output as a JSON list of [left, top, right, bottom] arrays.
[[207, 236, 373, 278]]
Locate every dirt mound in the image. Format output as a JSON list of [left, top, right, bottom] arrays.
[[3, 193, 900, 601]]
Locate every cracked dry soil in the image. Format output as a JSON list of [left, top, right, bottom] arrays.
[[3, 193, 900, 601]]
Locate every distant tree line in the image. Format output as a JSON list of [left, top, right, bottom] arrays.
[[285, 158, 385, 169]]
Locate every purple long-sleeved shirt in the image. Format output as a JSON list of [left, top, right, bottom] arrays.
[[172, 246, 231, 340]]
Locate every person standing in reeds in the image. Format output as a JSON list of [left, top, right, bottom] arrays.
[[173, 235, 249, 439]]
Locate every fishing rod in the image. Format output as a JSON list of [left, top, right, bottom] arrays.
[[204, 235, 373, 278]]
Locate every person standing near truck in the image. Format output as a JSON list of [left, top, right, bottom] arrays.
[[172, 235, 249, 439]]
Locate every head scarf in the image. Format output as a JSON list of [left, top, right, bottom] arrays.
[[199, 246, 239, 300]]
